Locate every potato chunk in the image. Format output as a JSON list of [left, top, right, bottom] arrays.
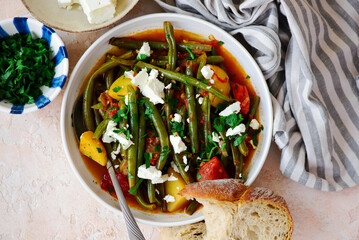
[[207, 65, 231, 107], [79, 131, 107, 166], [108, 75, 137, 101], [165, 167, 190, 212]]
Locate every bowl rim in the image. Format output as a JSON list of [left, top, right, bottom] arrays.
[[20, 0, 140, 33], [0, 17, 68, 114], [60, 12, 273, 226]]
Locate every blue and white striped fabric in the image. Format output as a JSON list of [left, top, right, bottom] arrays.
[[0, 17, 68, 114], [155, 0, 359, 191]]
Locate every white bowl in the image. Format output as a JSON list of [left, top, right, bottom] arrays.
[[21, 0, 139, 33], [60, 13, 273, 226], [0, 17, 68, 114]]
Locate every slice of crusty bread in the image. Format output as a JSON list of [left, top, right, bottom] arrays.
[[160, 221, 206, 240], [161, 179, 293, 240]]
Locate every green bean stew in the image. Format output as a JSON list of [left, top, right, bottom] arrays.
[[78, 22, 263, 214]]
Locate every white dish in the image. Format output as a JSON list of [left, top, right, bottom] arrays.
[[21, 0, 139, 32], [60, 13, 273, 226]]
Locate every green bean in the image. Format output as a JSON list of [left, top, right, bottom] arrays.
[[157, 183, 167, 212], [83, 60, 119, 131], [249, 95, 260, 118], [104, 142, 113, 159], [238, 140, 249, 157], [93, 119, 110, 140], [152, 56, 223, 66], [185, 60, 199, 153], [107, 51, 135, 61], [134, 187, 156, 210], [144, 98, 170, 170], [154, 194, 162, 206], [109, 37, 212, 52], [92, 97, 102, 127], [231, 141, 243, 179], [98, 109, 109, 119], [196, 53, 207, 80], [135, 61, 231, 101], [147, 180, 156, 204], [104, 58, 115, 90], [110, 57, 137, 66], [118, 99, 128, 164], [185, 200, 200, 215], [127, 85, 138, 188], [174, 154, 194, 185], [201, 95, 211, 157], [137, 104, 146, 175], [164, 21, 177, 71]]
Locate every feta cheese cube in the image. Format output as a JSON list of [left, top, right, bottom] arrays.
[[198, 97, 203, 105], [165, 83, 172, 89], [167, 174, 178, 181], [163, 194, 175, 203], [212, 132, 220, 142], [102, 120, 134, 150], [170, 135, 187, 153], [196, 94, 200, 98], [250, 119, 260, 130], [137, 164, 168, 184], [184, 165, 189, 172], [183, 155, 188, 165], [226, 123, 246, 137], [201, 65, 214, 80], [137, 42, 151, 60], [79, 0, 116, 24], [219, 101, 241, 116], [172, 113, 182, 123]]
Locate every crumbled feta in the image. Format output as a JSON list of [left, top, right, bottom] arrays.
[[165, 83, 172, 89], [187, 118, 190, 123], [129, 69, 165, 105], [198, 97, 203, 105], [183, 155, 188, 165], [249, 139, 257, 149], [209, 79, 215, 84], [219, 101, 241, 117], [184, 165, 189, 172], [137, 42, 151, 59], [170, 135, 187, 153], [163, 194, 175, 203], [212, 132, 220, 142], [114, 164, 119, 169], [124, 70, 135, 79], [226, 123, 246, 137], [168, 174, 178, 181], [250, 119, 260, 130], [124, 94, 129, 105], [137, 165, 168, 184], [172, 113, 182, 123], [206, 86, 212, 89], [78, 0, 116, 24], [201, 65, 214, 80], [102, 120, 134, 150], [171, 161, 180, 173], [111, 143, 121, 160], [196, 94, 200, 98], [155, 189, 160, 195]]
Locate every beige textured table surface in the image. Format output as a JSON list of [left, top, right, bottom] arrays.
[[1, 1, 359, 239]]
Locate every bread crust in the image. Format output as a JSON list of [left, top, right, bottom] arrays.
[[178, 179, 248, 201]]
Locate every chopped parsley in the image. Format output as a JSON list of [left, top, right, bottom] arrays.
[[246, 75, 250, 79], [127, 170, 135, 179], [185, 47, 195, 60], [96, 148, 102, 153], [144, 152, 151, 168], [171, 121, 185, 137], [159, 145, 171, 162], [252, 125, 264, 146], [0, 33, 55, 104], [154, 144, 161, 152], [233, 133, 247, 147], [112, 86, 122, 92], [128, 179, 144, 195], [137, 53, 148, 61], [225, 113, 243, 129], [217, 41, 224, 46]]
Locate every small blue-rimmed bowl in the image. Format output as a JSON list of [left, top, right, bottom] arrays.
[[0, 17, 68, 114]]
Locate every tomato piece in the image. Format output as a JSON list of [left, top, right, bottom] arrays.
[[197, 157, 229, 182], [231, 83, 250, 114], [145, 130, 161, 166], [101, 170, 131, 197]]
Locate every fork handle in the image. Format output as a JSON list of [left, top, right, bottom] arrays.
[[107, 161, 146, 240]]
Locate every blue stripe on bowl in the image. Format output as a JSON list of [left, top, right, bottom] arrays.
[[13, 17, 30, 35], [51, 74, 67, 89], [42, 25, 55, 46], [53, 46, 68, 66], [10, 104, 24, 114], [0, 26, 9, 38], [35, 95, 50, 109]]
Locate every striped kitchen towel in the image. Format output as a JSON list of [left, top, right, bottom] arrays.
[[155, 0, 359, 191]]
